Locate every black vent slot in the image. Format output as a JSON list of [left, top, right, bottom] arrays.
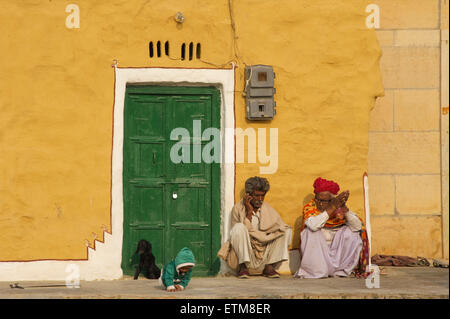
[[149, 42, 154, 58], [189, 42, 194, 61], [156, 41, 161, 57], [165, 41, 169, 56], [196, 43, 201, 59], [148, 41, 202, 61], [181, 43, 186, 60]]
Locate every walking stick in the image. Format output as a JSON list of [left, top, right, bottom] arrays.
[[363, 172, 381, 287], [363, 172, 372, 268]]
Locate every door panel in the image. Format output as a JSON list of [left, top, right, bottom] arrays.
[[166, 139, 209, 178], [122, 86, 220, 277], [137, 143, 165, 177], [130, 186, 164, 224], [171, 187, 203, 223], [129, 98, 165, 138]]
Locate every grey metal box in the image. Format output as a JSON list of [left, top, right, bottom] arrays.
[[247, 87, 276, 98], [245, 65, 276, 120], [246, 98, 276, 120], [245, 65, 275, 88]]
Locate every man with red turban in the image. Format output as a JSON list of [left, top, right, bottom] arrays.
[[293, 177, 365, 278]]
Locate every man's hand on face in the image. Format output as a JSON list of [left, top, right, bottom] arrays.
[[335, 208, 346, 220], [244, 193, 254, 220], [327, 191, 350, 218], [335, 212, 345, 220], [326, 198, 340, 217], [336, 190, 350, 207], [329, 204, 349, 220]]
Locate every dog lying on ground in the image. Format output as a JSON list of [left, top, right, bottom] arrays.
[[134, 239, 161, 280]]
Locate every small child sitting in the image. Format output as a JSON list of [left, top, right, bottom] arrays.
[[159, 247, 195, 292]]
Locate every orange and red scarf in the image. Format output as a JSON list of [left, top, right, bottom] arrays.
[[301, 199, 346, 230], [300, 199, 370, 278]]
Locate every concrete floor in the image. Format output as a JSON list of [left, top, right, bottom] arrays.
[[1, 267, 448, 299]]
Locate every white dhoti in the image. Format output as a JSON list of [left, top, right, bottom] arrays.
[[229, 222, 292, 272], [294, 225, 362, 278]]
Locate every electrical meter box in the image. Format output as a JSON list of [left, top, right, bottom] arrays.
[[245, 65, 276, 120]]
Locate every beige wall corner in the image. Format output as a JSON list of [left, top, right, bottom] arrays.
[[441, 25, 449, 259], [375, 30, 394, 47], [395, 30, 441, 47], [380, 47, 440, 89], [442, 0, 449, 30], [394, 89, 440, 131], [368, 132, 441, 174], [373, 0, 440, 29], [368, 0, 446, 259], [371, 216, 443, 258], [368, 175, 396, 215], [395, 175, 442, 215], [369, 91, 394, 131]]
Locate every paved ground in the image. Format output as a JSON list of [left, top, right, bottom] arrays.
[[1, 267, 448, 299]]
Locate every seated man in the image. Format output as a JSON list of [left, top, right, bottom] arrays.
[[294, 177, 366, 279], [218, 176, 292, 278]]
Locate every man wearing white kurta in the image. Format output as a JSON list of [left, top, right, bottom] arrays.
[[294, 177, 363, 279], [218, 177, 292, 278], [305, 208, 362, 245]]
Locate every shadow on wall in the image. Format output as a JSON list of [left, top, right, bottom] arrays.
[[291, 194, 314, 250], [287, 194, 315, 274]]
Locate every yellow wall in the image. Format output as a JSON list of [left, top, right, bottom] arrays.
[[0, 0, 383, 260]]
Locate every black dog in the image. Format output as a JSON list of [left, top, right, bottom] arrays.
[[134, 239, 161, 280]]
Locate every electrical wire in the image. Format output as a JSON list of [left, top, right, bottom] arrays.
[[228, 0, 246, 66], [128, 0, 247, 70]]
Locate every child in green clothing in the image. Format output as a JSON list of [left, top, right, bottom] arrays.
[[159, 247, 195, 292]]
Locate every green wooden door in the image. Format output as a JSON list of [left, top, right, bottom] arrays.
[[121, 85, 221, 277]]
